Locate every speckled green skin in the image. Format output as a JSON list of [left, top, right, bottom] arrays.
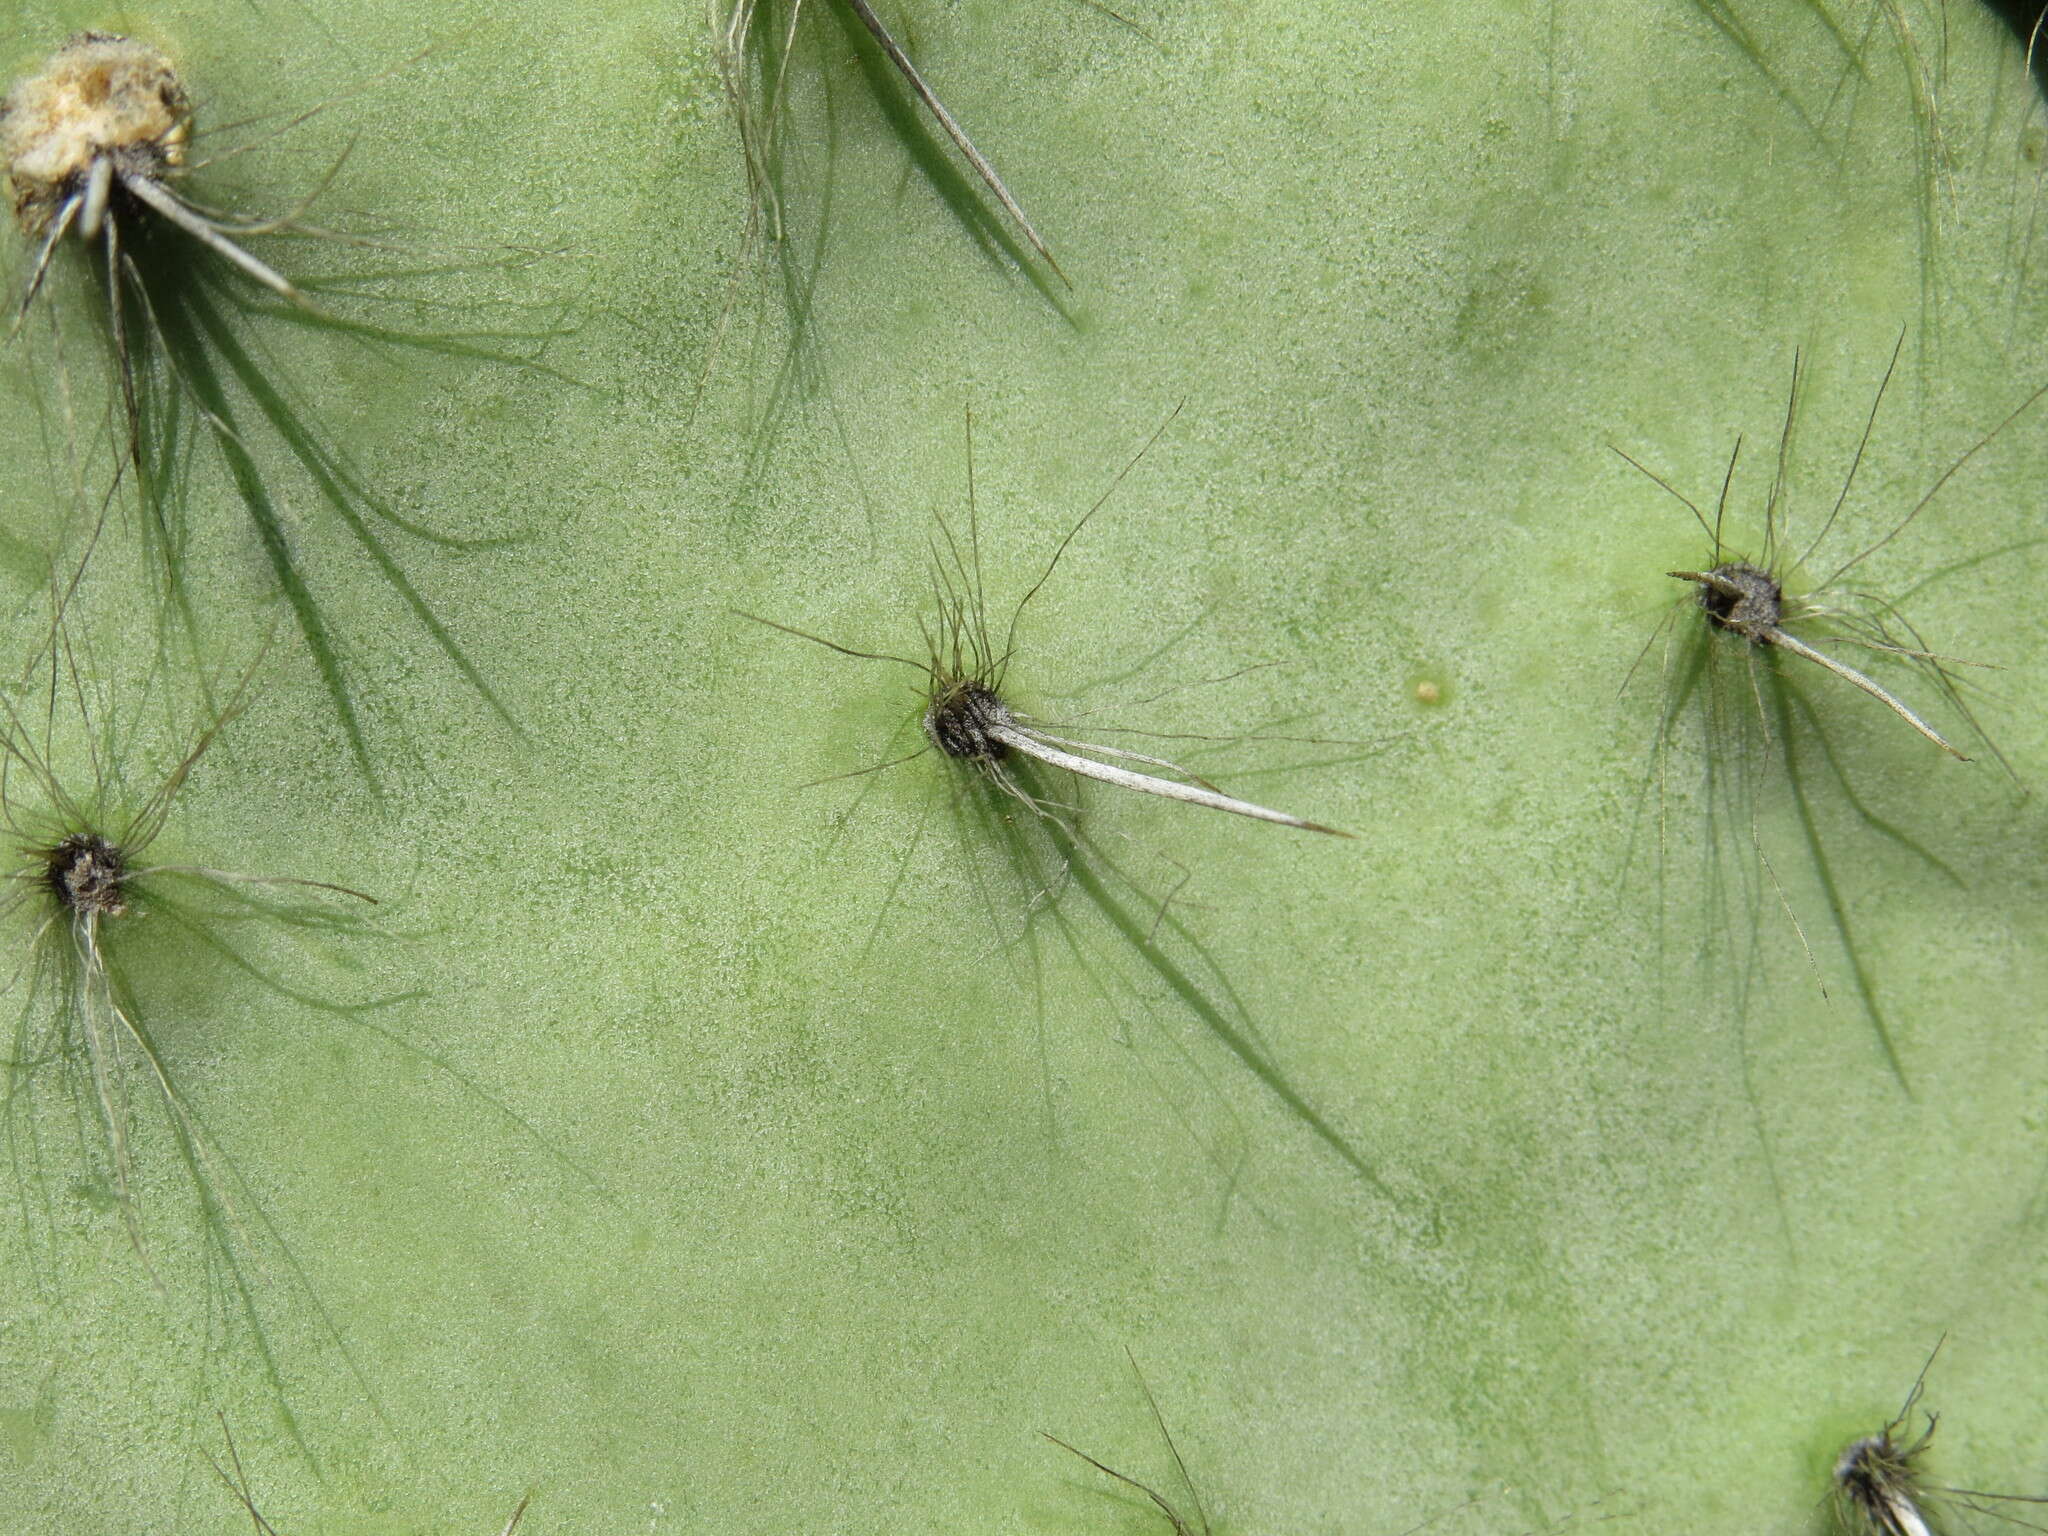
[[0, 2, 2044, 1532]]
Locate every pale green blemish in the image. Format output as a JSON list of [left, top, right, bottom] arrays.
[[0, 1364, 56, 1467], [1451, 258, 1556, 364]]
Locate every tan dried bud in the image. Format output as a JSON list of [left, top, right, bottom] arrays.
[[1, 32, 189, 236]]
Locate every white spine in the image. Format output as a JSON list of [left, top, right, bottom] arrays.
[[837, 0, 1062, 279], [1768, 628, 1966, 759], [119, 171, 305, 303], [988, 721, 1341, 834], [1884, 1490, 1933, 1536], [80, 155, 113, 239]]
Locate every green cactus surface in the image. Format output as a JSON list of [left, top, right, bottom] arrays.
[[1, 1, 2046, 1532]]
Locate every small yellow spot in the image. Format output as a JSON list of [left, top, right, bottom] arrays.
[[1, 33, 189, 236], [1413, 680, 1441, 705]]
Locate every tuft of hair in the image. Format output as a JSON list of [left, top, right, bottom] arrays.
[[40, 831, 129, 919], [1832, 1355, 1942, 1536], [1, 33, 190, 236], [1694, 560, 1785, 642], [922, 678, 1011, 762], [1834, 1424, 1937, 1536]]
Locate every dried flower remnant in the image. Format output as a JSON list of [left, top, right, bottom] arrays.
[[3, 32, 537, 790], [5, 36, 181, 235], [4, 34, 299, 322]]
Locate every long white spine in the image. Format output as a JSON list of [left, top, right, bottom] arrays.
[[987, 721, 1343, 835], [10, 192, 81, 331], [119, 171, 305, 303], [836, 0, 1063, 280], [1768, 628, 1966, 759], [80, 156, 113, 239]]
